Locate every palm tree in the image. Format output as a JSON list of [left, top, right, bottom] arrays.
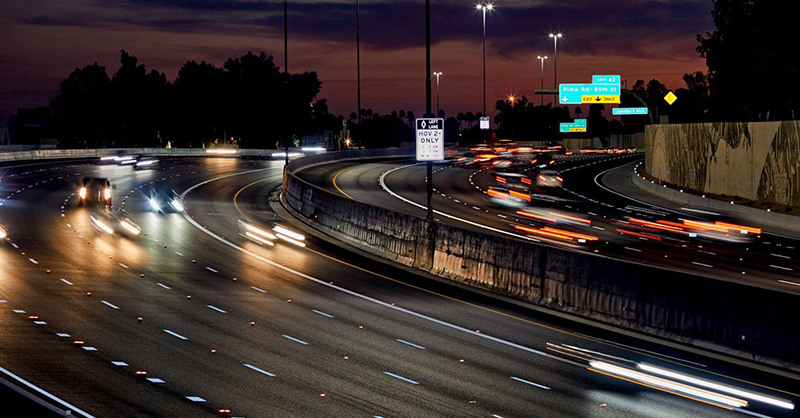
[[575, 106, 583, 118]]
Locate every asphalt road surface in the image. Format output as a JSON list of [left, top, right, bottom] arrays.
[[0, 157, 798, 418], [298, 154, 800, 295]]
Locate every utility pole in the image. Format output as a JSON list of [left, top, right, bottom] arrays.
[[425, 0, 433, 220], [356, 0, 362, 148], [284, 0, 289, 166]]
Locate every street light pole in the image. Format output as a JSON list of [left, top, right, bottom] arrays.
[[537, 55, 548, 106], [356, 0, 362, 148], [548, 32, 562, 104], [477, 4, 492, 117], [284, 0, 289, 166], [433, 71, 442, 114]]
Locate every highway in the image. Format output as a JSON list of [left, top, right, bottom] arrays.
[[298, 154, 800, 295], [1, 157, 798, 417]]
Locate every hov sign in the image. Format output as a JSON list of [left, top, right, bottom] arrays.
[[416, 118, 444, 161]]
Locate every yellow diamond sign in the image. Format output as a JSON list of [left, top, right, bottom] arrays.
[[664, 91, 677, 105]]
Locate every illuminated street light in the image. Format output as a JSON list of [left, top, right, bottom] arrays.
[[536, 55, 548, 105], [548, 32, 563, 102], [477, 3, 494, 117]]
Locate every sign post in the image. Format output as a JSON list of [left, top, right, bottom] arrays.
[[479, 116, 490, 130], [416, 118, 444, 220]]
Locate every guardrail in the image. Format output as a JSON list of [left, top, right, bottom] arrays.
[[282, 149, 800, 373], [0, 148, 282, 163]]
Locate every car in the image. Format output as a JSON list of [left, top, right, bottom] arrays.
[[536, 170, 563, 188], [147, 189, 184, 213], [486, 186, 530, 208], [134, 157, 159, 170], [79, 177, 115, 206], [494, 172, 532, 190], [89, 209, 142, 237]]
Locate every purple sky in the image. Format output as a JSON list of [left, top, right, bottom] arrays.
[[0, 0, 713, 118]]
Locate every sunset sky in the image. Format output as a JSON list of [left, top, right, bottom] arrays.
[[0, 0, 713, 118]]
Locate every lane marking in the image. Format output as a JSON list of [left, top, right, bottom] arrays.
[[207, 305, 227, 314], [332, 167, 355, 199], [778, 280, 800, 287], [186, 396, 206, 402], [174, 251, 184, 256], [82, 346, 97, 351], [61, 279, 74, 286], [770, 265, 793, 271], [0, 366, 97, 418], [691, 262, 714, 268], [244, 363, 277, 377], [383, 371, 419, 385], [146, 378, 165, 384], [163, 329, 188, 340], [56, 333, 71, 338], [118, 263, 129, 269], [771, 253, 791, 259], [206, 266, 219, 273], [510, 376, 551, 390], [156, 283, 171, 290], [623, 247, 642, 252], [101, 300, 120, 310], [395, 339, 426, 350], [250, 286, 268, 293], [13, 309, 26, 314], [282, 335, 309, 345], [111, 361, 128, 366], [29, 258, 38, 264], [312, 309, 334, 318]]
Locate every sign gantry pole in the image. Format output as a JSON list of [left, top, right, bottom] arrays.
[[415, 118, 444, 220]]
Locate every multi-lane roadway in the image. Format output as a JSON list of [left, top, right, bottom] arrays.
[[0, 156, 797, 417]]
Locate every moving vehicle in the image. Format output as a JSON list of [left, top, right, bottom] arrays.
[[79, 177, 114, 206], [148, 189, 184, 213], [494, 172, 532, 190], [536, 170, 563, 188], [89, 209, 142, 237], [134, 157, 159, 170]]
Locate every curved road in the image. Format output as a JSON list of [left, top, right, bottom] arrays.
[[0, 157, 797, 417]]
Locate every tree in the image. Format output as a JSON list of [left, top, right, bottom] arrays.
[[697, 0, 798, 120], [49, 63, 113, 148], [574, 106, 583, 118]]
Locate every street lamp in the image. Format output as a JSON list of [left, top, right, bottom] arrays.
[[548, 32, 562, 103], [433, 71, 443, 114], [477, 3, 493, 117], [536, 55, 548, 106], [507, 94, 516, 141]]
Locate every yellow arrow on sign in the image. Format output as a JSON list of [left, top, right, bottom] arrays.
[[581, 95, 620, 104]]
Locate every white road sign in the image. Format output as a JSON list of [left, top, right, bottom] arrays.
[[415, 118, 444, 161], [479, 116, 490, 130]]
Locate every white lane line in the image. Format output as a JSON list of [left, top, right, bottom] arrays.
[[592, 226, 605, 231], [186, 396, 206, 402], [282, 335, 309, 345], [395, 339, 426, 350], [11, 243, 19, 249], [163, 329, 188, 340], [623, 247, 642, 252], [156, 282, 171, 290], [207, 305, 227, 314], [244, 363, 277, 377], [111, 361, 128, 367], [13, 309, 26, 314], [770, 265, 794, 271], [206, 266, 219, 273], [691, 262, 714, 268], [250, 286, 268, 293], [771, 253, 792, 259], [697, 250, 716, 255], [312, 309, 334, 318], [497, 214, 508, 219], [383, 371, 419, 385], [56, 333, 71, 338], [101, 300, 120, 310], [472, 206, 481, 210], [146, 378, 165, 384], [510, 376, 551, 390], [174, 251, 184, 256], [29, 258, 38, 264], [82, 346, 98, 351], [118, 263, 129, 269], [180, 171, 567, 371], [34, 321, 47, 325], [779, 280, 800, 287], [0, 366, 97, 418], [61, 279, 74, 286]]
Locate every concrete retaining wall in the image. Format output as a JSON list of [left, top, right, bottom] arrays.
[[284, 151, 800, 370], [645, 121, 800, 207], [0, 148, 278, 163]]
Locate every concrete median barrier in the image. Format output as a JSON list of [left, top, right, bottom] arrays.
[[283, 149, 800, 372]]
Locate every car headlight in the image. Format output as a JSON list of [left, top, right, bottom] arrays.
[[104, 188, 112, 200], [169, 199, 184, 212], [79, 187, 87, 199], [150, 199, 160, 211]]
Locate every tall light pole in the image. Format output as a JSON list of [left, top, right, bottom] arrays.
[[356, 0, 362, 148], [548, 32, 562, 104], [425, 0, 433, 220], [433, 71, 443, 114], [284, 0, 289, 166], [477, 4, 492, 117], [536, 55, 548, 106]]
